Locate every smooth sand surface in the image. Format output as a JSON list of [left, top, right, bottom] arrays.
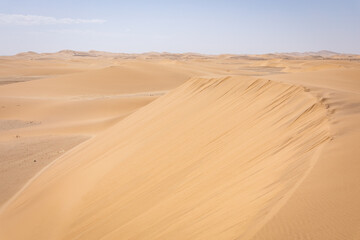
[[0, 51, 359, 239]]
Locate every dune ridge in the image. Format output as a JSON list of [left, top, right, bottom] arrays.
[[0, 76, 330, 240]]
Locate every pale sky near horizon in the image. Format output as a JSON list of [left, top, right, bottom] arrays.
[[0, 0, 359, 55]]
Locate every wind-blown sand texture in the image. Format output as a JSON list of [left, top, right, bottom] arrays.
[[0, 51, 359, 239]]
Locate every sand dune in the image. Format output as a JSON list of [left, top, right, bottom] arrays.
[[0, 76, 330, 239], [0, 52, 359, 239]]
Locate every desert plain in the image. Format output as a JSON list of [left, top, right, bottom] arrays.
[[0, 50, 359, 239]]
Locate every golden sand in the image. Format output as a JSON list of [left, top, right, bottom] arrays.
[[0, 51, 359, 239]]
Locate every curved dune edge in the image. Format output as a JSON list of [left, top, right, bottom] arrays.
[[0, 76, 330, 240]]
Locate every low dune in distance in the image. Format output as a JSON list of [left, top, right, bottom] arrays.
[[0, 51, 359, 239]]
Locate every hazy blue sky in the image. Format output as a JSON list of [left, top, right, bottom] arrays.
[[0, 0, 359, 55]]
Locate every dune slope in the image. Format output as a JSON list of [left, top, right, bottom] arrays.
[[251, 69, 360, 239], [0, 77, 329, 240], [0, 60, 197, 208]]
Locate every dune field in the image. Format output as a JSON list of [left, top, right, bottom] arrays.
[[0, 50, 359, 239]]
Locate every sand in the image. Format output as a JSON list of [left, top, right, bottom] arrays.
[[0, 51, 359, 239]]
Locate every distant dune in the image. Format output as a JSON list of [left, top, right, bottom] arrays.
[[0, 52, 359, 239], [7, 49, 360, 61]]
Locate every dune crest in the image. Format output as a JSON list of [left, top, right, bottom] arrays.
[[0, 77, 330, 240]]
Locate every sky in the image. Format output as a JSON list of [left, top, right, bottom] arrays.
[[0, 0, 359, 55]]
